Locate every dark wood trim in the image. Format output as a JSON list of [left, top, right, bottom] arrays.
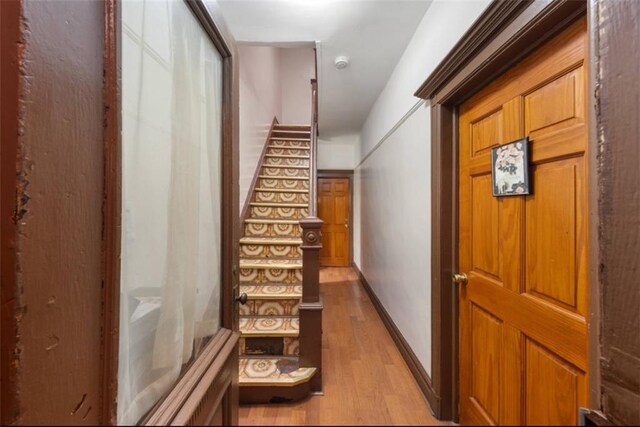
[[240, 117, 279, 224], [417, 0, 587, 104], [317, 169, 353, 177], [586, 0, 601, 410], [298, 217, 324, 392], [590, 0, 640, 424], [416, 0, 588, 421], [0, 0, 22, 423], [101, 0, 122, 423], [317, 170, 354, 267], [353, 265, 439, 415], [414, 0, 531, 99], [145, 330, 239, 425]]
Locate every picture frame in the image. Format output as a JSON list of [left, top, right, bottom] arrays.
[[491, 137, 530, 196]]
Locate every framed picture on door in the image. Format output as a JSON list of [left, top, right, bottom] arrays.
[[491, 137, 530, 196]]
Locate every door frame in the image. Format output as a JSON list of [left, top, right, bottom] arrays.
[[317, 170, 354, 267], [414, 0, 597, 421], [102, 0, 241, 424]]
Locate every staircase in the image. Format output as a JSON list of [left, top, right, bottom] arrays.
[[238, 124, 320, 403]]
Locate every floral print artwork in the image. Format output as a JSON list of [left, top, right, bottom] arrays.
[[492, 137, 530, 196]]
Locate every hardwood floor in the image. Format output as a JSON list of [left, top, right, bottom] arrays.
[[239, 267, 447, 426]]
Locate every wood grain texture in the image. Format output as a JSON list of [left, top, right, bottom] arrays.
[[424, 1, 588, 421], [239, 268, 448, 426], [458, 18, 589, 425], [318, 178, 351, 267], [1, 0, 23, 423], [593, 0, 640, 424], [1, 1, 106, 424]]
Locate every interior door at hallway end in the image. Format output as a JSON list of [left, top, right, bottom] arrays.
[[318, 177, 351, 267], [458, 18, 588, 425]]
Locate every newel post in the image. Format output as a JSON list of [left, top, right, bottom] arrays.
[[299, 216, 323, 392]]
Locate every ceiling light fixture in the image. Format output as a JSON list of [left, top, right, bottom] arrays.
[[334, 56, 350, 70]]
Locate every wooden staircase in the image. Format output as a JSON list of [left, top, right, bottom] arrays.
[[239, 107, 323, 403]]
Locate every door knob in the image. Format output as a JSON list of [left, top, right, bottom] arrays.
[[452, 272, 468, 284], [235, 293, 248, 305]]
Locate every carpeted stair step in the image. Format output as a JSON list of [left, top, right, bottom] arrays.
[[240, 237, 303, 258], [249, 204, 309, 220], [240, 284, 302, 300], [244, 219, 302, 238], [240, 316, 299, 338], [264, 153, 310, 159], [254, 189, 309, 204], [239, 357, 315, 387], [240, 258, 303, 284]]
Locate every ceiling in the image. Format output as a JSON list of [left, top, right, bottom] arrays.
[[217, 0, 432, 138]]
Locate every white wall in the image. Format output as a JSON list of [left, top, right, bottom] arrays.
[[317, 133, 360, 170], [238, 46, 282, 210], [353, 0, 491, 375], [280, 48, 315, 124]]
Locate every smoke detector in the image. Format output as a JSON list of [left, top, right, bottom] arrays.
[[334, 56, 350, 70]]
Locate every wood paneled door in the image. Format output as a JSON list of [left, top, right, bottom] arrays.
[[318, 177, 351, 267], [457, 18, 588, 425]]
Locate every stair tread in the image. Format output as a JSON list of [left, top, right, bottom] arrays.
[[265, 154, 310, 159], [258, 175, 309, 180], [241, 284, 302, 299], [250, 202, 307, 208], [255, 188, 309, 193], [240, 316, 299, 337], [262, 164, 309, 169], [245, 218, 300, 224], [274, 124, 311, 128], [268, 145, 310, 150], [239, 357, 316, 386], [240, 258, 302, 269], [270, 137, 311, 142], [240, 237, 302, 245]]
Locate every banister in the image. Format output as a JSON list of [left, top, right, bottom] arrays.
[[298, 77, 323, 392]]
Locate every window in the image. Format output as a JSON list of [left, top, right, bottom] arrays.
[[117, 0, 224, 424]]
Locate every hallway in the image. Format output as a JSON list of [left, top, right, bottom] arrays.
[[239, 267, 446, 426]]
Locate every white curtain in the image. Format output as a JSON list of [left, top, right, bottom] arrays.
[[118, 0, 223, 424]]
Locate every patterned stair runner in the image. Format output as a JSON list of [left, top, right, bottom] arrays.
[[239, 124, 314, 389]]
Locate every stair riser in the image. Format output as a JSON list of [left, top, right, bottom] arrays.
[[240, 337, 299, 356], [264, 158, 309, 167], [250, 206, 309, 220], [269, 140, 311, 148], [258, 178, 309, 191], [266, 147, 310, 156], [244, 222, 302, 237], [240, 316, 299, 334], [255, 192, 309, 204], [240, 244, 301, 258], [239, 299, 300, 316], [241, 284, 302, 298], [272, 131, 310, 139], [240, 268, 303, 284], [261, 167, 309, 178]]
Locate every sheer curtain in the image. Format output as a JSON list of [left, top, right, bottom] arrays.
[[118, 0, 223, 424]]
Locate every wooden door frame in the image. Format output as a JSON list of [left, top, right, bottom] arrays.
[[414, 0, 596, 421], [317, 170, 354, 267], [102, 0, 240, 424]]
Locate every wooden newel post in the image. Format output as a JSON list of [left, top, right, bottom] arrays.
[[299, 216, 323, 392]]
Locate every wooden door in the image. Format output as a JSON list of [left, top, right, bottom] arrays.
[[458, 19, 588, 425], [318, 177, 351, 266]]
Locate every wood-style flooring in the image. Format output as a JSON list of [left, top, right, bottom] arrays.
[[239, 267, 447, 426]]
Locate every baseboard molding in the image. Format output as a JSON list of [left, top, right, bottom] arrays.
[[353, 264, 442, 418]]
